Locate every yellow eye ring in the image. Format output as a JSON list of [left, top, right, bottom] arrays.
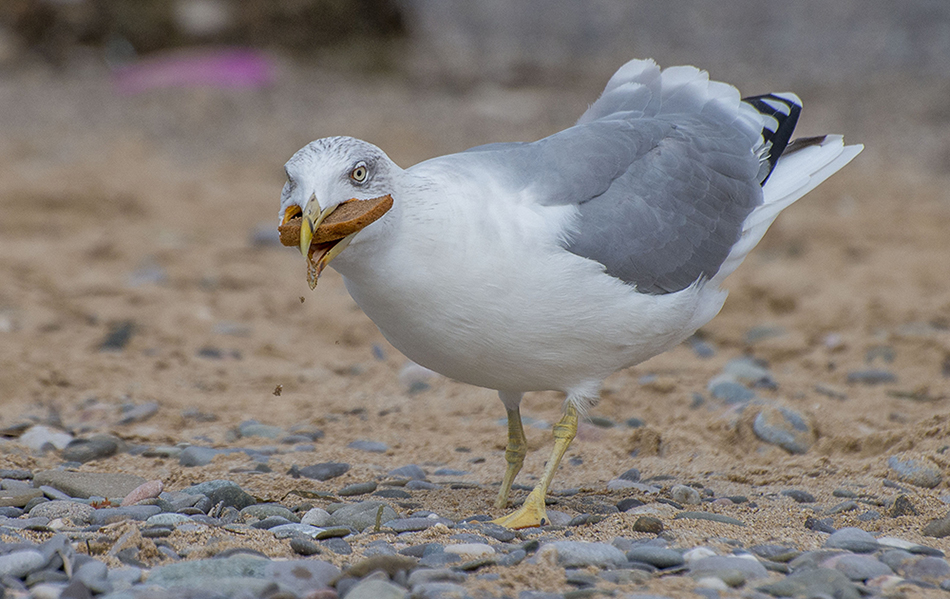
[[351, 163, 368, 183]]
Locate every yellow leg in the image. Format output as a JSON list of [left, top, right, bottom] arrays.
[[495, 407, 528, 509], [493, 404, 578, 529]]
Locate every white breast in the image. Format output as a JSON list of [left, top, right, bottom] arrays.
[[332, 177, 721, 396]]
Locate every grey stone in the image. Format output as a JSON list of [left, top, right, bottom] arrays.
[[670, 485, 701, 505], [411, 582, 468, 598], [0, 549, 46, 578], [626, 545, 684, 568], [146, 556, 270, 586], [781, 489, 816, 503], [921, 516, 950, 538], [722, 356, 775, 386], [618, 468, 640, 482], [385, 517, 438, 533], [28, 500, 94, 524], [406, 480, 441, 490], [0, 487, 43, 508], [321, 537, 352, 555], [689, 555, 768, 582], [328, 501, 397, 531], [61, 435, 122, 463], [632, 516, 664, 534], [241, 503, 297, 522], [290, 537, 321, 556], [419, 552, 461, 567], [388, 464, 427, 480], [902, 556, 950, 582], [264, 559, 339, 595], [238, 422, 283, 439], [749, 545, 800, 563], [339, 481, 378, 496], [207, 484, 255, 510], [89, 505, 162, 525], [178, 446, 220, 467], [270, 523, 325, 539], [348, 440, 389, 453], [292, 462, 351, 481], [673, 512, 745, 526], [824, 500, 859, 515], [752, 405, 814, 454], [825, 527, 880, 553], [847, 369, 897, 385], [345, 578, 408, 599], [75, 559, 112, 594], [757, 567, 860, 599], [708, 379, 755, 403], [145, 513, 192, 526], [116, 401, 159, 425], [887, 454, 943, 489], [832, 554, 893, 581], [301, 507, 332, 527], [408, 568, 467, 586], [32, 471, 146, 500], [181, 479, 237, 496], [538, 541, 627, 569]]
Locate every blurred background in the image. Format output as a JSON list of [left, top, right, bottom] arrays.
[[0, 0, 948, 172], [1, 0, 948, 423]]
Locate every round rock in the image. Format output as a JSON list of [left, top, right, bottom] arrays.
[[825, 527, 880, 553], [29, 500, 94, 524], [752, 405, 815, 454], [887, 453, 943, 489], [537, 541, 627, 569]]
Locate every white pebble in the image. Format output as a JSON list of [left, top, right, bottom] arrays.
[[300, 507, 331, 527], [683, 547, 717, 564]]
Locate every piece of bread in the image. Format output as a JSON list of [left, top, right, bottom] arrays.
[[279, 195, 393, 247]]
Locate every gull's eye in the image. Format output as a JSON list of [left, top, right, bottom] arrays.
[[350, 162, 368, 183]]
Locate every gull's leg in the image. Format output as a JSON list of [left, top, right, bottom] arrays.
[[496, 405, 527, 509], [492, 403, 578, 529]]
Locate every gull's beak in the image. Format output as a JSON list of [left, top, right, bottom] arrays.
[[298, 195, 336, 257], [297, 195, 356, 290]]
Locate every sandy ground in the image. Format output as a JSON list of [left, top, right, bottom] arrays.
[[1, 56, 950, 594]]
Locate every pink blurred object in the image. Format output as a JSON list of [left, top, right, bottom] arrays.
[[113, 48, 273, 95], [120, 479, 164, 506]]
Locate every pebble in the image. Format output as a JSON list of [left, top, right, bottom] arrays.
[[329, 501, 398, 531], [758, 567, 860, 599], [632, 516, 664, 534], [33, 470, 146, 499], [847, 368, 897, 385], [626, 546, 685, 568], [689, 555, 768, 584], [121, 479, 164, 506], [825, 527, 880, 553], [781, 489, 816, 503], [670, 484, 701, 505], [385, 517, 439, 533], [61, 435, 121, 462], [178, 445, 221, 466], [18, 425, 74, 452], [291, 462, 351, 481], [28, 500, 94, 524], [708, 379, 756, 403], [0, 488, 43, 508], [828, 553, 894, 581], [721, 356, 776, 387], [752, 405, 815, 454], [901, 556, 950, 582], [444, 543, 494, 559], [348, 440, 389, 453], [890, 494, 918, 517], [923, 515, 950, 538], [301, 507, 332, 527], [388, 464, 428, 480], [537, 541, 627, 569], [345, 577, 407, 599], [0, 549, 46, 578], [673, 512, 745, 527], [116, 401, 160, 425], [887, 453, 943, 488]]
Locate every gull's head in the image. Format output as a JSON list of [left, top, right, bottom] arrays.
[[279, 136, 399, 287]]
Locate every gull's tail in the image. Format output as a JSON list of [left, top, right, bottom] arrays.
[[710, 133, 863, 289]]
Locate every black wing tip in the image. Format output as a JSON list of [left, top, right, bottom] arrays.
[[742, 93, 802, 184]]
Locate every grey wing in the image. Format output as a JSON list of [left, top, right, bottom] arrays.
[[557, 116, 764, 294], [454, 61, 800, 294]]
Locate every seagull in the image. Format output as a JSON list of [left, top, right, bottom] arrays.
[[278, 59, 862, 528]]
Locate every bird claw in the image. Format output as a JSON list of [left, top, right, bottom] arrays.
[[492, 492, 548, 529]]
